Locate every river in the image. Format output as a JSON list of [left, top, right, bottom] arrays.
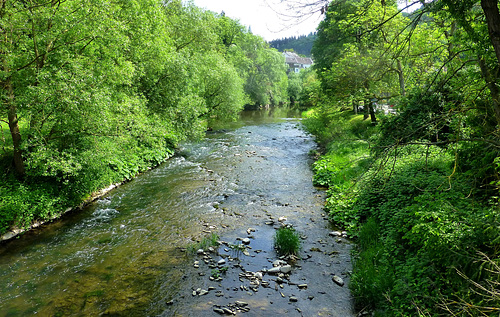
[[0, 108, 354, 316]]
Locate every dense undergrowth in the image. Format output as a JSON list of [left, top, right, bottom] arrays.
[[303, 109, 500, 316], [0, 131, 175, 235]]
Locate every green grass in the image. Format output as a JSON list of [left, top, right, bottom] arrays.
[[187, 233, 219, 254], [274, 227, 301, 256]]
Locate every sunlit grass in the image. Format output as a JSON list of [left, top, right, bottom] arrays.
[[186, 233, 219, 254], [274, 227, 301, 256]]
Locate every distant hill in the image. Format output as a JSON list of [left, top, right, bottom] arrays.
[[269, 33, 317, 57]]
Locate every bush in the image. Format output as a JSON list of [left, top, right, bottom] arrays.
[[335, 145, 500, 315]]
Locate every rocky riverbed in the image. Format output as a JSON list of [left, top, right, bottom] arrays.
[[0, 110, 355, 316], [160, 163, 355, 316]]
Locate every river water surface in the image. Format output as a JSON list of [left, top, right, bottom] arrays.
[[0, 108, 354, 316]]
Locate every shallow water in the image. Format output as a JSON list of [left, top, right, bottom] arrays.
[[0, 108, 354, 316]]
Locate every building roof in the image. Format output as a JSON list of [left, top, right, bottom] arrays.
[[283, 52, 313, 66]]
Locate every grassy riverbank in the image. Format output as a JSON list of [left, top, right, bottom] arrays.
[[303, 109, 500, 316]]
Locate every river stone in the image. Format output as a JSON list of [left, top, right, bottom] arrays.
[[241, 238, 251, 245], [289, 296, 298, 302], [267, 267, 281, 274], [280, 265, 292, 273], [218, 259, 226, 265], [329, 231, 342, 237], [213, 308, 225, 314], [298, 284, 308, 289], [199, 289, 208, 296], [235, 300, 249, 307], [273, 259, 286, 266], [332, 275, 345, 287], [196, 249, 204, 255]]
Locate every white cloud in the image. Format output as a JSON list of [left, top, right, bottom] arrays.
[[190, 0, 321, 41]]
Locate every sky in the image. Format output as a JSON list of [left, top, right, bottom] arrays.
[[189, 1, 421, 42], [190, 0, 323, 41]]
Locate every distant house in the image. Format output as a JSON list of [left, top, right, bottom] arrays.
[[283, 52, 313, 73]]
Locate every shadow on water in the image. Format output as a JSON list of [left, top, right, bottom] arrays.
[[0, 107, 354, 316]]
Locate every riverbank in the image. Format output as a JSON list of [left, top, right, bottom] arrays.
[[0, 150, 175, 242], [1, 182, 121, 242], [303, 108, 500, 316]]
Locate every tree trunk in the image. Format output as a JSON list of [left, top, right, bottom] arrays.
[[481, 0, 500, 67], [363, 102, 369, 120], [479, 57, 500, 126], [368, 100, 377, 124], [397, 59, 406, 97], [5, 78, 25, 176]]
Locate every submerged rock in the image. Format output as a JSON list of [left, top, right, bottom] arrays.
[[332, 275, 344, 287]]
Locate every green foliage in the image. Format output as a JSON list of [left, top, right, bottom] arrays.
[[269, 33, 317, 56], [306, 0, 500, 315], [0, 0, 290, 235], [319, 139, 500, 314], [187, 233, 220, 255], [211, 266, 228, 279], [287, 72, 303, 104], [274, 227, 301, 256]]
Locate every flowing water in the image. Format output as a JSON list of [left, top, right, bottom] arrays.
[[0, 108, 354, 316]]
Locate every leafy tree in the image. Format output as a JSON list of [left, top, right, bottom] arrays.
[[269, 33, 317, 56], [0, 0, 288, 233], [238, 34, 288, 106], [287, 72, 303, 104]]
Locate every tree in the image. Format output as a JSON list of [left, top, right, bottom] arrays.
[[1, 0, 140, 177]]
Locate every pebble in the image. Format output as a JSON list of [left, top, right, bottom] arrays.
[[213, 308, 225, 314], [289, 296, 298, 302], [280, 265, 292, 273], [218, 259, 226, 265], [329, 231, 342, 237], [241, 238, 251, 245], [332, 275, 345, 287], [298, 284, 308, 289], [267, 267, 281, 274], [196, 249, 204, 255]]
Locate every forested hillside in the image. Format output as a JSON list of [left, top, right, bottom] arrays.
[[0, 0, 288, 236], [269, 33, 317, 56], [297, 0, 500, 315]]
